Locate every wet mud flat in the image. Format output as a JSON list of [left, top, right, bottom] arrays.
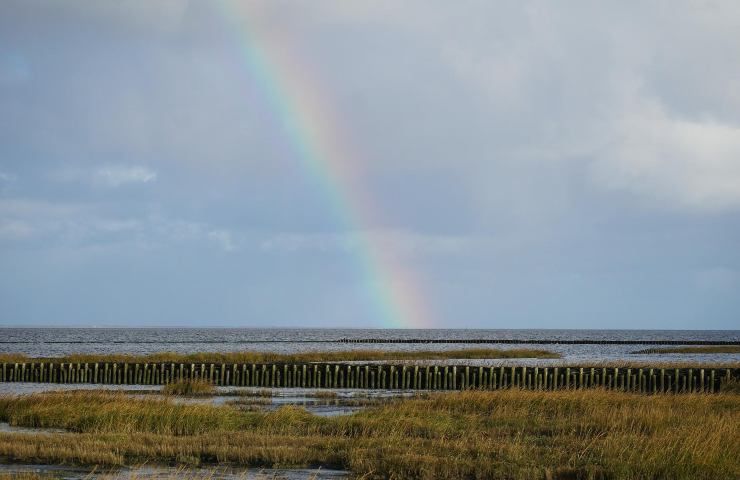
[[0, 422, 66, 435], [0, 463, 349, 479]]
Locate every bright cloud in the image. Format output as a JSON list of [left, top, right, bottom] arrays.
[[92, 165, 157, 187], [594, 102, 740, 211], [208, 229, 237, 252]]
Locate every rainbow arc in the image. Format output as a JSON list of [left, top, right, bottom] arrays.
[[218, 1, 433, 328]]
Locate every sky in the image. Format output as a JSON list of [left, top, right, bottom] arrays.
[[1, 1, 739, 329]]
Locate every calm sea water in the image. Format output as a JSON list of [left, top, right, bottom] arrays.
[[1, 328, 738, 364]]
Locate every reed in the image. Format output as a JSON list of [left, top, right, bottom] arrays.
[[227, 389, 276, 397], [0, 392, 248, 435], [634, 346, 740, 354], [0, 389, 737, 479], [162, 379, 216, 397]]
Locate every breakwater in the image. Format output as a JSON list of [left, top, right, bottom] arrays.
[[1, 362, 737, 393]]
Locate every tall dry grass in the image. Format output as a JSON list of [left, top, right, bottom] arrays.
[[634, 346, 740, 354], [162, 379, 216, 397], [0, 389, 737, 479]]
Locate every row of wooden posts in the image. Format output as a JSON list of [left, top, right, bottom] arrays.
[[1, 362, 738, 393]]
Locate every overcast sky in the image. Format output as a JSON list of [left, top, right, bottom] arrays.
[[1, 1, 739, 329]]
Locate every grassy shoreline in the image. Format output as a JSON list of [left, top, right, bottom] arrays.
[[0, 348, 560, 365], [0, 389, 738, 479], [634, 346, 740, 355]]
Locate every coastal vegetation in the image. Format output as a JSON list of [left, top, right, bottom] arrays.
[[0, 348, 560, 364], [634, 346, 740, 355], [0, 389, 737, 479], [162, 379, 216, 397]]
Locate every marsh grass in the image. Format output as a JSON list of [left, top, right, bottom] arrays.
[[633, 346, 740, 354], [307, 391, 338, 399], [543, 359, 740, 369], [0, 389, 737, 479], [162, 379, 216, 397], [0, 348, 559, 365], [722, 378, 740, 393], [226, 397, 273, 407], [229, 389, 276, 397]]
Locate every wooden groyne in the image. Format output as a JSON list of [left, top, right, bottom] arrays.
[[338, 338, 740, 345], [1, 362, 737, 393]]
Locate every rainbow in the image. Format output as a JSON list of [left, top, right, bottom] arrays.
[[217, 1, 434, 328]]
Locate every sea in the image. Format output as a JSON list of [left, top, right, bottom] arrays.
[[1, 328, 739, 365]]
